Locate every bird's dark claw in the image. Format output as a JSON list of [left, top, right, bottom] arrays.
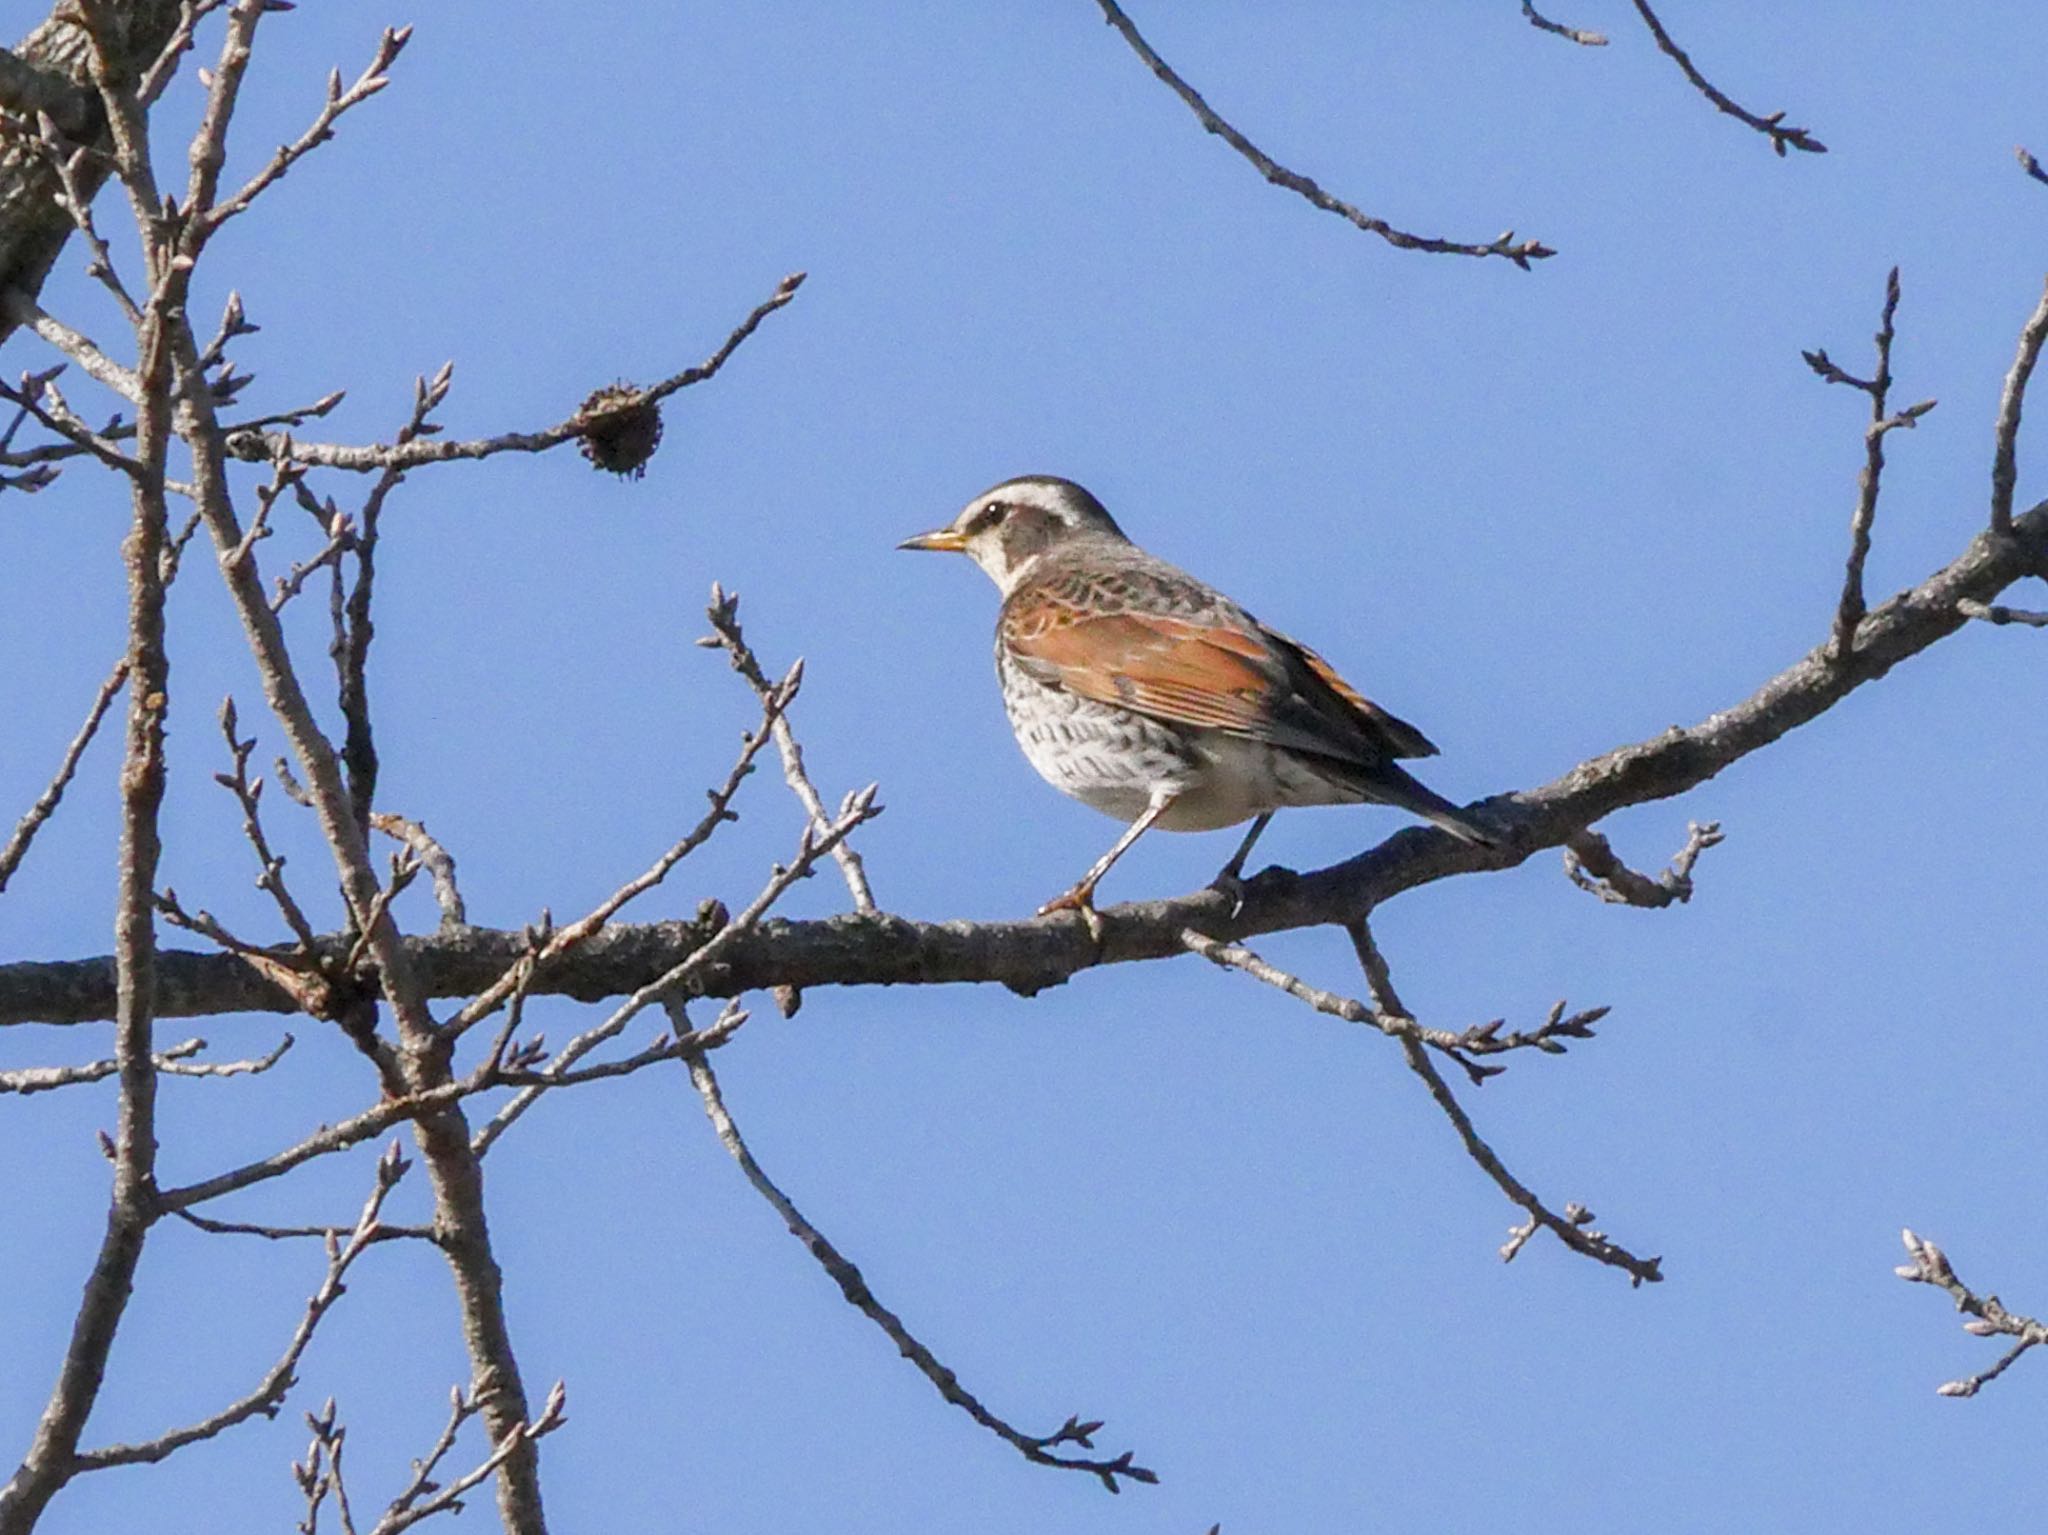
[[1208, 867, 1249, 920]]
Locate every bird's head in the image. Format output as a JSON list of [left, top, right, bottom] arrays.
[[899, 475, 1126, 593]]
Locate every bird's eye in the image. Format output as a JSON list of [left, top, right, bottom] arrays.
[[969, 501, 1006, 533]]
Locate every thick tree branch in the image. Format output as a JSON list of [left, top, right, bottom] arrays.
[[11, 499, 2041, 1030], [0, 228, 180, 1532], [0, 1, 186, 353]]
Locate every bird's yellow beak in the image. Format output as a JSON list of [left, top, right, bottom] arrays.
[[897, 527, 968, 553]]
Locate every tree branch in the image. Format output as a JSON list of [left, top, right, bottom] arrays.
[[1562, 820, 1723, 908], [0, 656, 125, 895], [221, 273, 805, 472], [672, 1000, 1156, 1492], [1094, 1, 1553, 267], [1894, 1229, 2048, 1398], [1348, 920, 1662, 1284], [1989, 275, 2048, 536], [72, 1143, 412, 1472], [1628, 0, 1825, 155], [1519, 2, 1607, 47], [12, 498, 2040, 1031]]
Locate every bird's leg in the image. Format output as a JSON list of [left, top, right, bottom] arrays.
[[1209, 811, 1273, 918], [1039, 792, 1177, 938]]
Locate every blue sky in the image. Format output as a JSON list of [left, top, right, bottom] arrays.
[[4, 3, 2047, 1530]]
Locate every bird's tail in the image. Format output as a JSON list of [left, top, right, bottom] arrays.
[[1338, 759, 1498, 847]]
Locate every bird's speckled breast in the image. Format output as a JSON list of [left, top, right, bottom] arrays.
[[995, 642, 1196, 824]]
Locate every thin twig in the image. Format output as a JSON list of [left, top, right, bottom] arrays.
[[291, 1396, 359, 1535], [74, 1143, 413, 1472], [368, 1381, 566, 1535], [1349, 920, 1663, 1285], [2019, 146, 2048, 191], [1628, 0, 1825, 155], [1093, 1, 1552, 267], [1895, 1229, 2048, 1398], [1181, 929, 1607, 1086], [701, 584, 877, 912], [0, 658, 126, 894], [199, 27, 412, 233], [1800, 269, 1938, 659], [172, 1207, 432, 1245], [1957, 597, 2048, 628], [470, 790, 880, 1155], [1563, 820, 1724, 907], [441, 666, 799, 1042], [672, 999, 1155, 1493], [1990, 275, 2048, 536], [1520, 1, 1607, 46], [370, 812, 465, 927], [226, 274, 806, 471], [0, 1034, 290, 1096]]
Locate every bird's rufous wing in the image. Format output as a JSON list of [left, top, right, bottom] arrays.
[[1004, 604, 1438, 761]]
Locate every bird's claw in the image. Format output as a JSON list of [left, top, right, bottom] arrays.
[[1038, 885, 1106, 944], [1208, 868, 1249, 920]]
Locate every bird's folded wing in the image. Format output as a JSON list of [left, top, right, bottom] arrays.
[[1005, 608, 1438, 762]]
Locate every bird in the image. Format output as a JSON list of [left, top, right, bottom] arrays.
[[899, 475, 1495, 923]]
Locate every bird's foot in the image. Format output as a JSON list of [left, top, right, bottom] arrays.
[[1207, 866, 1251, 920], [1038, 883, 1106, 944]]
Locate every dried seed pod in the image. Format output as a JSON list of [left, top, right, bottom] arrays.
[[574, 383, 663, 479]]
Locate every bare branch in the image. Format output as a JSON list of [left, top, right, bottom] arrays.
[[1186, 924, 1651, 1274], [369, 1381, 566, 1535], [172, 1205, 431, 1245], [701, 584, 877, 912], [1563, 820, 1724, 908], [199, 25, 413, 232], [1520, 1, 1607, 47], [0, 1033, 288, 1096], [224, 273, 806, 472], [673, 1000, 1154, 1493], [1800, 269, 1940, 659], [1990, 275, 2048, 536], [1093, 1, 1553, 267], [1895, 1229, 2048, 1398], [159, 1084, 468, 1213], [441, 662, 796, 1045], [290, 1397, 359, 1535], [1958, 597, 2048, 628], [1628, 0, 1825, 155], [74, 1143, 413, 1472], [1348, 921, 1663, 1285], [370, 812, 465, 927], [9, 467, 2043, 1029], [0, 658, 126, 895], [471, 788, 880, 1155], [0, 191, 181, 1525], [214, 696, 325, 952]]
